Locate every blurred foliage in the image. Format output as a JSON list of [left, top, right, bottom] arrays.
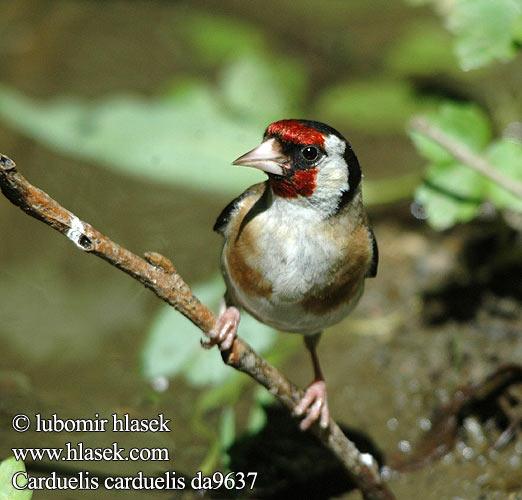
[[407, 0, 522, 70], [220, 56, 308, 123], [185, 13, 266, 65], [384, 21, 459, 77], [141, 273, 290, 472], [142, 273, 278, 470], [219, 405, 235, 469], [0, 79, 267, 198], [317, 78, 439, 133], [0, 457, 32, 500], [411, 103, 522, 229], [246, 386, 275, 434], [448, 0, 522, 71], [142, 274, 276, 387], [487, 140, 522, 211], [412, 104, 493, 162], [405, 0, 522, 230]]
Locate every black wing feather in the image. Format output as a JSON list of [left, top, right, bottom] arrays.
[[366, 227, 379, 278], [213, 189, 252, 235]]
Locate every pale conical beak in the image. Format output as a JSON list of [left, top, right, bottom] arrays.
[[232, 137, 288, 176]]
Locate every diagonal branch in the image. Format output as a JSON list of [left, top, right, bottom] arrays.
[[410, 116, 522, 200], [0, 154, 396, 500]]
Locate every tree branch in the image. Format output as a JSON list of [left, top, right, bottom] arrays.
[[0, 154, 396, 500], [410, 116, 522, 200]]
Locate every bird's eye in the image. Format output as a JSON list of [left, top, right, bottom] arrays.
[[301, 146, 319, 162]]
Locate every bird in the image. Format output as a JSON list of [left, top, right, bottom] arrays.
[[205, 119, 378, 430]]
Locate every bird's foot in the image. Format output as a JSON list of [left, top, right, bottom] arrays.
[[293, 379, 330, 430], [201, 307, 240, 351]]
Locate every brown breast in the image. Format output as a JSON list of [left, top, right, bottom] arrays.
[[222, 182, 273, 300], [300, 224, 372, 315]]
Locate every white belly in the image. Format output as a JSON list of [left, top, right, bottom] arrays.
[[223, 202, 363, 335], [230, 281, 363, 335]]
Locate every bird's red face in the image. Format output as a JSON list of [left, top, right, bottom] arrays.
[[233, 120, 330, 198]]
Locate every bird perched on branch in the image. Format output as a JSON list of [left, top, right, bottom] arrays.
[[206, 119, 378, 430]]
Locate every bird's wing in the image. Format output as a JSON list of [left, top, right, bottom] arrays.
[[366, 226, 379, 278], [213, 182, 268, 236]]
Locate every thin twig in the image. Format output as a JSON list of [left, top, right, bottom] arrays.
[[410, 116, 522, 199], [0, 154, 396, 500]]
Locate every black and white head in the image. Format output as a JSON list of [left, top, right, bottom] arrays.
[[232, 119, 362, 216]]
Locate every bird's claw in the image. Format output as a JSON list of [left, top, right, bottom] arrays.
[[201, 306, 240, 351], [293, 379, 330, 430]]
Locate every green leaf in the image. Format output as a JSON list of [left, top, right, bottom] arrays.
[[0, 83, 267, 197], [447, 0, 522, 70], [182, 12, 307, 121], [184, 13, 265, 64], [246, 405, 267, 435], [0, 457, 32, 500], [316, 79, 424, 133], [486, 139, 522, 211], [385, 22, 458, 77], [415, 161, 487, 230], [415, 184, 478, 230], [219, 406, 236, 468], [141, 274, 276, 387], [219, 56, 305, 124], [410, 104, 521, 228], [409, 102, 492, 163], [514, 11, 522, 41], [425, 160, 489, 198], [246, 386, 274, 434]]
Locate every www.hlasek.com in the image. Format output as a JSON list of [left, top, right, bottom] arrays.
[[10, 413, 257, 492]]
